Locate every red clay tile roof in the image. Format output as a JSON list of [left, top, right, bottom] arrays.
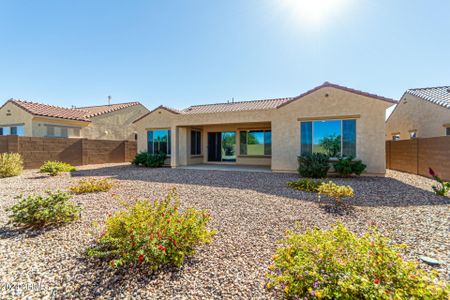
[[4, 99, 142, 122], [133, 82, 397, 122], [182, 97, 293, 114], [77, 102, 142, 117]]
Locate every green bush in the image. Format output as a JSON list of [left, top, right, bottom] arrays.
[[69, 178, 113, 194], [132, 152, 167, 168], [317, 181, 354, 206], [266, 223, 449, 299], [287, 179, 324, 193], [298, 153, 330, 178], [87, 188, 216, 269], [39, 161, 76, 176], [7, 191, 80, 228], [333, 156, 366, 177], [0, 153, 23, 178]]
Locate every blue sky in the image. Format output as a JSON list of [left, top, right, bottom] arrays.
[[0, 0, 448, 110]]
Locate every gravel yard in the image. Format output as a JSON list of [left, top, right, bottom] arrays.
[[0, 164, 448, 299]]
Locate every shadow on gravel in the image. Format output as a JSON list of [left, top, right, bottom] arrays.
[[71, 165, 450, 207], [0, 225, 61, 239], [69, 257, 194, 298], [317, 202, 357, 216]]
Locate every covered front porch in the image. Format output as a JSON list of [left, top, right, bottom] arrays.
[[170, 122, 272, 169]]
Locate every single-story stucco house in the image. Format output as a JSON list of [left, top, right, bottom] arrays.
[[386, 86, 450, 140], [134, 82, 397, 174], [0, 99, 149, 141]]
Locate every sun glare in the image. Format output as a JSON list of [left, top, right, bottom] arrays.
[[281, 0, 352, 29]]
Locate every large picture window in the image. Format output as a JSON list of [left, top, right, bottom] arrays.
[[300, 119, 356, 157], [191, 129, 202, 155], [147, 129, 171, 155], [240, 130, 271, 156]]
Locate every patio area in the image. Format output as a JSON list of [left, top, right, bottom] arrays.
[[178, 163, 272, 173]]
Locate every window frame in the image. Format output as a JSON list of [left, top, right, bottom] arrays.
[[190, 129, 202, 156], [300, 119, 357, 158], [239, 129, 272, 157], [147, 129, 171, 156], [0, 124, 25, 136]]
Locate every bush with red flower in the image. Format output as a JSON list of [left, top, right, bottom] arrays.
[[87, 188, 216, 269], [266, 222, 449, 299], [429, 168, 450, 197]]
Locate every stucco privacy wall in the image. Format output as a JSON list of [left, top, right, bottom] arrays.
[[81, 104, 148, 141], [135, 86, 393, 174], [0, 101, 33, 136], [386, 94, 450, 140]]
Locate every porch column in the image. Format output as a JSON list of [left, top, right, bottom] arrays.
[[170, 126, 178, 168], [178, 127, 188, 166]]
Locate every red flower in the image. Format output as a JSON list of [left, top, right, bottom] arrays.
[[167, 219, 171, 223], [172, 239, 176, 245], [374, 279, 380, 284], [138, 254, 145, 264], [429, 168, 436, 177], [158, 245, 166, 251], [130, 235, 135, 239], [129, 229, 134, 233]]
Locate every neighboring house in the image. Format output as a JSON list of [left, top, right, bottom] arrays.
[[386, 86, 450, 140], [133, 82, 396, 174], [0, 99, 149, 141]]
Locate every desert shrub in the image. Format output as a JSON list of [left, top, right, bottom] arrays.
[[39, 161, 76, 176], [317, 181, 354, 206], [0, 153, 23, 178], [333, 156, 366, 177], [69, 178, 113, 194], [287, 179, 324, 193], [132, 152, 167, 168], [266, 222, 449, 299], [87, 188, 216, 269], [297, 153, 330, 178], [429, 168, 450, 197], [7, 191, 80, 228]]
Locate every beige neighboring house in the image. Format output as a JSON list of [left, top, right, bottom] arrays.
[[386, 86, 450, 140], [133, 82, 396, 175], [0, 99, 149, 141]]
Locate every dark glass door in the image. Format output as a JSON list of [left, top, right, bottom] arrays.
[[208, 132, 222, 161]]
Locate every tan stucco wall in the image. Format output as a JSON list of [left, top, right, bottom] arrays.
[[81, 104, 149, 141], [386, 94, 450, 140], [32, 117, 89, 137], [0, 102, 33, 136], [135, 87, 391, 174], [272, 87, 389, 174]]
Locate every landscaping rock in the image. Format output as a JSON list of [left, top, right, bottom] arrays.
[[0, 164, 448, 299]]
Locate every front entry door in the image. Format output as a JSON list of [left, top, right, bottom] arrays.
[[208, 132, 222, 161]]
